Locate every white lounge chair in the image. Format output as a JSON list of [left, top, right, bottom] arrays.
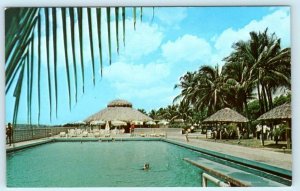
[[59, 132, 66, 137], [82, 131, 88, 137]]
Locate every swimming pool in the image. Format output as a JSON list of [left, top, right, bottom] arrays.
[[7, 141, 204, 187], [6, 140, 291, 187]]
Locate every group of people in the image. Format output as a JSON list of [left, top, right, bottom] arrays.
[[6, 123, 13, 146]]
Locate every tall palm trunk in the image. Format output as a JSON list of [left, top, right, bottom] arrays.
[[266, 85, 273, 109], [261, 83, 269, 112], [257, 82, 265, 114]]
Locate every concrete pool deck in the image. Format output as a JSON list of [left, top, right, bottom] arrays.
[[6, 134, 292, 171], [167, 135, 292, 171]]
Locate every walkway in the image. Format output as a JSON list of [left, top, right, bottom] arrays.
[[168, 135, 292, 170]]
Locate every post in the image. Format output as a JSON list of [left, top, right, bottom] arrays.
[[202, 174, 207, 187], [286, 120, 291, 149], [261, 124, 264, 146], [185, 131, 189, 142]]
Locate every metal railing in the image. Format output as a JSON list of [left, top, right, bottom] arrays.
[[9, 126, 75, 143], [202, 173, 230, 187]]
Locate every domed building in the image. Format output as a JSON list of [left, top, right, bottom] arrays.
[[85, 99, 152, 132]]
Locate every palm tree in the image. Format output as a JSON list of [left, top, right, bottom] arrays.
[[194, 65, 227, 115], [174, 65, 227, 116], [137, 108, 147, 115], [173, 71, 198, 106], [148, 109, 158, 120], [5, 7, 147, 125], [222, 52, 256, 116], [226, 29, 291, 114]]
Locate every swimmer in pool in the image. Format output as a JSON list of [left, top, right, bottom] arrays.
[[143, 163, 150, 170]]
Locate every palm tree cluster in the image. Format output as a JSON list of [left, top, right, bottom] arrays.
[[174, 29, 291, 121], [148, 104, 207, 125]]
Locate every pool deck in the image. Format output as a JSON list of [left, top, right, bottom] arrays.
[[168, 134, 292, 171], [6, 134, 292, 171]]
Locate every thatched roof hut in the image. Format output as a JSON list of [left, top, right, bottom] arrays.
[[85, 99, 152, 123], [257, 103, 292, 149], [257, 103, 291, 121], [203, 108, 249, 123]]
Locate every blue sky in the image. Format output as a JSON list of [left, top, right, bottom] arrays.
[[5, 6, 290, 125]]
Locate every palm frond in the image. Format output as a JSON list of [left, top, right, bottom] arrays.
[[61, 8, 72, 110], [37, 12, 41, 124], [69, 8, 78, 102], [122, 7, 125, 47], [87, 8, 96, 85], [106, 7, 112, 65], [52, 8, 58, 117], [96, 8, 103, 76], [77, 8, 85, 93], [5, 7, 152, 125], [44, 8, 52, 121], [115, 7, 119, 54]]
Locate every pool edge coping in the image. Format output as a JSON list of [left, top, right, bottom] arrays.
[[162, 139, 292, 182]]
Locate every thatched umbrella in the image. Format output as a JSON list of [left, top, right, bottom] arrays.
[[111, 120, 127, 126], [90, 120, 106, 130], [90, 120, 106, 126], [257, 103, 291, 120], [158, 120, 169, 125], [257, 103, 291, 149], [85, 99, 152, 123], [131, 120, 144, 125], [203, 108, 249, 123], [202, 108, 248, 140], [145, 121, 156, 128], [146, 121, 156, 125]]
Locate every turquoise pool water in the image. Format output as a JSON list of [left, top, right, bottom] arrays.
[[7, 141, 204, 187]]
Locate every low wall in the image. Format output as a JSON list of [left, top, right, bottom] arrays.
[[133, 128, 181, 135]]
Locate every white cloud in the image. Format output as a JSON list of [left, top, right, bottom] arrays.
[[118, 20, 163, 61], [103, 61, 170, 86], [213, 8, 290, 65], [102, 61, 173, 104], [161, 34, 212, 63]]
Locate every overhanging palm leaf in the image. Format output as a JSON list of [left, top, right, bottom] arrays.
[[5, 7, 147, 125]]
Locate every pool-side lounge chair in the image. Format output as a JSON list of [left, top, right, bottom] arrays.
[[59, 132, 66, 137]]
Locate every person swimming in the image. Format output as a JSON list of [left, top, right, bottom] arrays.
[[143, 163, 150, 170]]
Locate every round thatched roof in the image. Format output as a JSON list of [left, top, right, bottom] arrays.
[[257, 103, 291, 121], [203, 108, 249, 123], [85, 99, 152, 123]]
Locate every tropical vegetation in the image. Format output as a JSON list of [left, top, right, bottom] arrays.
[[150, 29, 291, 137]]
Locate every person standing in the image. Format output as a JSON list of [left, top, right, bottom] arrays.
[[6, 123, 13, 146], [130, 124, 135, 136]]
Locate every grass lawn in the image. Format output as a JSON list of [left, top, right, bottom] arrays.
[[191, 135, 291, 154]]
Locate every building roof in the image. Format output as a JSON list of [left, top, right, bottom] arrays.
[[203, 108, 249, 123], [85, 99, 152, 123], [257, 103, 291, 121]]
